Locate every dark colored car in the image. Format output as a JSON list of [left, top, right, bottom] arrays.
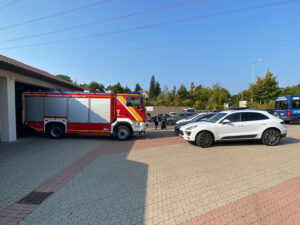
[[166, 113, 194, 125], [174, 113, 216, 135], [149, 113, 164, 122]]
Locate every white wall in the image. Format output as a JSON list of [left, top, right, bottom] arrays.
[[0, 76, 16, 142]]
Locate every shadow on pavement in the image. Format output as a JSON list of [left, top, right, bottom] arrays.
[[213, 136, 300, 147], [17, 135, 150, 225], [278, 137, 300, 145], [25, 129, 178, 141]]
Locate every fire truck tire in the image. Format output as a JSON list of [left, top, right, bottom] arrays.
[[49, 124, 65, 139], [116, 125, 131, 141]]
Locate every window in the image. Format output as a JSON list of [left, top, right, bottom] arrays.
[[275, 100, 288, 110], [207, 113, 227, 123], [292, 100, 300, 109], [224, 113, 241, 123], [241, 112, 269, 121], [127, 97, 143, 108], [195, 114, 215, 122]]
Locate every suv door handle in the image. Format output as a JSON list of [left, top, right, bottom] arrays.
[[237, 125, 244, 127]]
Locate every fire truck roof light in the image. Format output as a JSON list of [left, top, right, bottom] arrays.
[[128, 92, 141, 94]]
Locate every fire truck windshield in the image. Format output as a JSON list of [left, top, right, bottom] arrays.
[[127, 97, 143, 109]]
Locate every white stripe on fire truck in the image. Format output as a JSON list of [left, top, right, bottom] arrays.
[[117, 96, 139, 121]]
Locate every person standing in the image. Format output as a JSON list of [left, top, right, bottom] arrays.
[[154, 115, 159, 130], [161, 116, 166, 130]]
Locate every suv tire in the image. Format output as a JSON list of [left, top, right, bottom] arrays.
[[196, 131, 214, 148], [262, 129, 281, 146]]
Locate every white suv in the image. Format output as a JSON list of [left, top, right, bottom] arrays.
[[179, 109, 287, 148]]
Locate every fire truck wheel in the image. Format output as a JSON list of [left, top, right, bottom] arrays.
[[49, 124, 65, 139], [116, 126, 131, 141]]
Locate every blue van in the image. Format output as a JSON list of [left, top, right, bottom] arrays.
[[274, 95, 300, 124]]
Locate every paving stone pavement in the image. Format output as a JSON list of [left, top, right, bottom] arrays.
[[1, 126, 300, 225], [0, 135, 104, 211]]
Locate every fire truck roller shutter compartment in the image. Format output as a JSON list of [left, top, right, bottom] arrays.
[[68, 98, 89, 123], [90, 98, 111, 124], [45, 97, 67, 117], [25, 97, 43, 122]]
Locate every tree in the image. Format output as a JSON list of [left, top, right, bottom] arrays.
[[207, 83, 230, 110], [177, 85, 189, 101], [156, 93, 167, 106], [173, 95, 181, 106], [79, 83, 89, 90], [124, 86, 131, 93], [56, 74, 72, 82], [182, 99, 193, 107], [283, 83, 300, 95], [193, 100, 206, 110], [171, 86, 176, 97], [149, 75, 156, 100], [156, 86, 169, 106], [106, 82, 125, 93], [191, 85, 212, 107], [249, 70, 281, 103], [155, 81, 161, 97], [134, 83, 142, 92], [88, 81, 105, 92]]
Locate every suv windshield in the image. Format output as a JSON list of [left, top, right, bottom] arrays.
[[193, 113, 214, 122], [186, 114, 198, 120], [207, 113, 227, 123]]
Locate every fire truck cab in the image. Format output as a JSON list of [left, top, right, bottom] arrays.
[[23, 91, 146, 140]]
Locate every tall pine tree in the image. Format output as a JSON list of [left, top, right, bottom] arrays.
[[155, 81, 161, 97], [149, 75, 156, 100], [135, 83, 142, 92]]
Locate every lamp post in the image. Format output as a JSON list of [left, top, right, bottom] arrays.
[[250, 59, 264, 102]]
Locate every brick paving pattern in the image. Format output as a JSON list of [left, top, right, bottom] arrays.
[[0, 136, 103, 211], [181, 175, 300, 225], [0, 126, 299, 225]]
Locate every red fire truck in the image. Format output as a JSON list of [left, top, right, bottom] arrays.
[[23, 91, 146, 140]]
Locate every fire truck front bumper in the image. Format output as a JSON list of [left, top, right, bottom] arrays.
[[133, 122, 147, 133]]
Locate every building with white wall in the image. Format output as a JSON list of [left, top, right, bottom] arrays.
[[0, 54, 83, 142]]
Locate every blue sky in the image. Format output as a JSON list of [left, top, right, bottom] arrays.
[[0, 0, 299, 94]]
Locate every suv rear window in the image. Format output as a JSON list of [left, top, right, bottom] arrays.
[[241, 112, 269, 121]]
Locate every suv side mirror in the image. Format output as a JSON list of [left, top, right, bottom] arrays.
[[222, 119, 230, 124]]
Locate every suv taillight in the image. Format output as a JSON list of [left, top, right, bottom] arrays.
[[288, 109, 292, 117]]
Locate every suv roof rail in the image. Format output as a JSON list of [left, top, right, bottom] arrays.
[[230, 107, 251, 110]]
